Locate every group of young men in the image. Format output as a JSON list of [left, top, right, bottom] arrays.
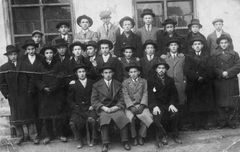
[[0, 9, 239, 152]]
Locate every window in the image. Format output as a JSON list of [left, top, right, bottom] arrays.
[[134, 0, 195, 29], [9, 0, 73, 46]]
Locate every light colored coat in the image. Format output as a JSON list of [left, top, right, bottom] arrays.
[[74, 30, 98, 44], [97, 23, 119, 44], [136, 26, 159, 44], [122, 78, 153, 127]]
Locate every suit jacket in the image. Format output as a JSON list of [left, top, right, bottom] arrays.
[[140, 55, 160, 79], [118, 57, 140, 80], [136, 26, 159, 43], [207, 31, 233, 55], [97, 23, 120, 44], [115, 31, 143, 57], [51, 34, 73, 46], [74, 30, 98, 44]]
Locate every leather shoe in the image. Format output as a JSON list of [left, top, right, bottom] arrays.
[[161, 136, 168, 145], [33, 138, 40, 145], [138, 137, 144, 145], [123, 142, 131, 151], [102, 144, 108, 152], [43, 137, 50, 145], [15, 138, 24, 145], [173, 137, 182, 144], [59, 136, 67, 142], [133, 138, 138, 146]]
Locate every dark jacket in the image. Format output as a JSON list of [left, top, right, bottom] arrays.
[[140, 55, 160, 80]]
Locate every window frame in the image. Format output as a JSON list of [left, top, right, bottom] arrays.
[[8, 0, 75, 44]]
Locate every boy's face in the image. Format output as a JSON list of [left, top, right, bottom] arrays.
[[214, 22, 223, 32], [145, 44, 155, 55], [100, 44, 110, 56], [122, 20, 132, 32], [156, 65, 166, 76], [129, 68, 140, 80], [169, 42, 179, 53], [165, 24, 174, 34], [143, 15, 153, 25], [86, 46, 97, 57], [76, 68, 86, 80], [191, 25, 200, 33], [72, 45, 83, 57], [8, 52, 18, 62], [80, 19, 90, 30], [26, 45, 36, 56], [192, 41, 203, 52], [58, 25, 70, 35], [101, 17, 111, 24], [219, 39, 229, 50], [102, 69, 113, 81], [32, 34, 42, 44], [57, 45, 67, 56], [124, 49, 133, 59], [44, 49, 54, 60]]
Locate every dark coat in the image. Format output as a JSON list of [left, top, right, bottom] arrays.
[[54, 54, 71, 85], [211, 48, 240, 107], [115, 31, 143, 57], [184, 51, 215, 112], [118, 57, 140, 80], [91, 79, 129, 129], [51, 34, 73, 46], [156, 31, 186, 55], [148, 74, 178, 110], [140, 55, 160, 80], [96, 55, 123, 82]]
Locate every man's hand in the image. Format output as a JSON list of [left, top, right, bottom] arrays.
[[138, 104, 145, 114], [44, 87, 51, 92], [168, 104, 178, 113], [101, 106, 111, 113], [89, 106, 93, 111], [153, 106, 161, 115], [130, 106, 139, 115], [222, 71, 229, 78], [69, 80, 76, 85], [109, 106, 120, 113]]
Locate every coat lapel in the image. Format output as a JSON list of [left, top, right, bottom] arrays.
[[112, 80, 121, 99], [98, 79, 110, 97]]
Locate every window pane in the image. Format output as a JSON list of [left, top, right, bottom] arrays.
[[167, 1, 193, 27], [45, 35, 58, 45], [11, 0, 39, 5], [136, 2, 164, 28], [43, 6, 71, 33], [14, 36, 31, 47], [12, 7, 41, 34], [42, 0, 70, 3]]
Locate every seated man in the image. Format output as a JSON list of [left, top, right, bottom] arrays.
[[91, 64, 131, 152], [148, 60, 182, 148]]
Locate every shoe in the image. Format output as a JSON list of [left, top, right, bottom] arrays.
[[43, 137, 50, 145], [138, 137, 144, 145], [15, 138, 24, 145], [123, 142, 131, 151], [133, 138, 138, 146], [59, 136, 67, 142], [77, 141, 83, 149], [161, 136, 168, 145], [33, 138, 40, 145], [173, 137, 182, 144], [229, 124, 237, 129], [102, 144, 108, 152]]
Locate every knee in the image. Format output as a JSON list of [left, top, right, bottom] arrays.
[[87, 117, 96, 124]]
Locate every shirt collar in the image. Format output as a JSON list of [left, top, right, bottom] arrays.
[[104, 79, 112, 84]]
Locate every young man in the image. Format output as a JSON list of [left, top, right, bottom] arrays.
[[207, 18, 233, 55], [97, 10, 120, 45], [91, 64, 131, 152], [156, 18, 186, 55], [122, 63, 153, 146], [211, 34, 240, 129], [136, 9, 159, 44], [148, 60, 182, 147], [74, 15, 98, 44], [32, 30, 44, 54], [184, 36, 215, 130], [52, 21, 73, 46], [118, 45, 140, 80], [140, 39, 160, 80], [115, 16, 142, 57], [185, 19, 208, 54], [68, 64, 98, 148], [96, 39, 123, 82]]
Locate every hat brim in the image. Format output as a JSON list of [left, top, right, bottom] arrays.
[[69, 42, 86, 52], [40, 46, 57, 55], [32, 31, 43, 37], [125, 66, 142, 72], [188, 23, 202, 28], [121, 46, 135, 52], [153, 63, 169, 70], [140, 13, 156, 18], [119, 17, 135, 28], [99, 66, 115, 73], [73, 65, 89, 72], [56, 22, 70, 29], [166, 40, 180, 46], [190, 39, 204, 45], [22, 43, 38, 50], [216, 36, 231, 45], [162, 21, 177, 26], [143, 42, 157, 50], [4, 50, 19, 56], [98, 39, 113, 50], [77, 16, 93, 27]]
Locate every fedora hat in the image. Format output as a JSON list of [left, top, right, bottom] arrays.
[[99, 63, 115, 73], [119, 16, 135, 28], [162, 18, 177, 26], [99, 10, 112, 19], [77, 15, 93, 27], [69, 41, 86, 52], [73, 63, 89, 72], [188, 19, 202, 28], [98, 39, 113, 50], [56, 21, 70, 29], [40, 44, 57, 55], [32, 30, 43, 37], [140, 9, 155, 18], [166, 37, 181, 46], [22, 39, 38, 50], [54, 38, 68, 47], [143, 39, 157, 50], [216, 34, 232, 45], [153, 59, 169, 70], [125, 62, 142, 72], [4, 45, 19, 56]]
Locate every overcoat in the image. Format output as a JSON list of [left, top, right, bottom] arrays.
[[184, 51, 215, 112], [97, 23, 120, 45], [51, 34, 73, 46], [140, 55, 160, 80], [162, 53, 186, 105], [118, 57, 140, 80], [91, 79, 130, 129], [136, 26, 159, 44], [74, 30, 98, 44], [211, 48, 240, 107], [185, 32, 208, 54], [122, 78, 153, 127]]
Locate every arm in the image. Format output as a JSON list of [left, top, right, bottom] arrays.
[[91, 84, 103, 112], [227, 52, 240, 78], [0, 66, 8, 98], [140, 79, 148, 106], [67, 85, 76, 109], [122, 81, 134, 108]]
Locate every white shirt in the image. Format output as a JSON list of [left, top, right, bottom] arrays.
[[79, 78, 87, 88], [145, 24, 152, 32], [216, 30, 223, 38], [61, 34, 68, 41], [46, 60, 52, 65], [12, 61, 17, 67], [147, 54, 154, 61], [105, 23, 111, 31], [28, 55, 36, 64], [104, 79, 112, 88], [195, 51, 201, 56], [81, 29, 89, 34], [90, 55, 96, 62], [170, 52, 177, 59], [102, 54, 110, 63]]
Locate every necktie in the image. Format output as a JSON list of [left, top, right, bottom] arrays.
[[106, 24, 109, 36], [147, 25, 150, 31]]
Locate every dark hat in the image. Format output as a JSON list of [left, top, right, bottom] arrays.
[[4, 45, 19, 55], [190, 36, 205, 45], [140, 9, 155, 18], [166, 37, 181, 46], [99, 10, 112, 19], [162, 18, 177, 26], [56, 21, 70, 29], [121, 44, 135, 52], [212, 18, 224, 25], [188, 19, 202, 28], [119, 16, 135, 28], [216, 34, 232, 45], [69, 41, 86, 52], [77, 15, 93, 27], [40, 44, 57, 55], [54, 38, 68, 47], [31, 30, 43, 37], [143, 39, 157, 50], [22, 39, 38, 50], [125, 62, 142, 72], [153, 59, 169, 70], [98, 39, 113, 50], [99, 64, 115, 73], [86, 40, 98, 48], [73, 63, 89, 72]]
